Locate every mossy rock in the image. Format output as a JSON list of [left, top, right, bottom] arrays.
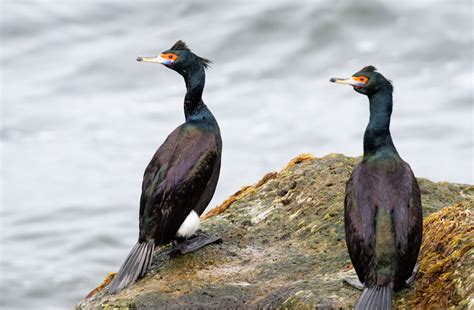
[[77, 154, 473, 309]]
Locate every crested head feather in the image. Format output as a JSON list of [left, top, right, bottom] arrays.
[[359, 65, 393, 89], [362, 65, 377, 72], [388, 79, 394, 89], [171, 40, 191, 51], [199, 56, 212, 69], [170, 40, 212, 69]]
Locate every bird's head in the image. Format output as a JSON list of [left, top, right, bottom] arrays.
[[330, 66, 393, 96], [137, 40, 211, 76]]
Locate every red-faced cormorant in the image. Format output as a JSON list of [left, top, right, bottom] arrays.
[[330, 66, 422, 309], [108, 40, 222, 293]]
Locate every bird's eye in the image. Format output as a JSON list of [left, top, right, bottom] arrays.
[[160, 53, 177, 61], [356, 76, 368, 83]]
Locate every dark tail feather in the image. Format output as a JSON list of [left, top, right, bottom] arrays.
[[108, 240, 154, 294], [355, 285, 392, 310]]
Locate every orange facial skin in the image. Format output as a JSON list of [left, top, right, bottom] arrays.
[[353, 75, 369, 84], [161, 53, 178, 61]]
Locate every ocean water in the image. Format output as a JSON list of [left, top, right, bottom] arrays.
[[1, 0, 472, 308]]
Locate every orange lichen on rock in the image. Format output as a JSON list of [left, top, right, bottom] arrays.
[[203, 171, 279, 220], [203, 154, 314, 220], [254, 171, 278, 187], [86, 272, 117, 298], [282, 153, 315, 171], [203, 155, 314, 221], [404, 199, 473, 308], [202, 185, 254, 220]]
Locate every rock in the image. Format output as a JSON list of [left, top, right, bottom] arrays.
[[77, 154, 473, 309], [395, 199, 473, 309]]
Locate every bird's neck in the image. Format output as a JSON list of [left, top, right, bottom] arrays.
[[363, 89, 398, 158], [183, 65, 206, 121]]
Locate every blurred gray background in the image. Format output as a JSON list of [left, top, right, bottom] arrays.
[[1, 0, 472, 308]]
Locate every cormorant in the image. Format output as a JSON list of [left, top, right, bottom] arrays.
[[108, 40, 222, 293], [330, 66, 422, 309]]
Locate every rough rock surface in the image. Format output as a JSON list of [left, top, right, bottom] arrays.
[[77, 154, 473, 309]]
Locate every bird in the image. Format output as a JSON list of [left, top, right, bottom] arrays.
[[330, 66, 422, 309], [108, 40, 222, 294]]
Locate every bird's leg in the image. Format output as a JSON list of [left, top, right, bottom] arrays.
[[342, 264, 419, 291], [179, 233, 222, 254], [167, 240, 184, 257], [168, 231, 222, 257], [343, 276, 365, 291], [405, 264, 420, 287]]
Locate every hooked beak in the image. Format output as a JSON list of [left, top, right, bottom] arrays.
[[329, 77, 365, 88], [136, 54, 174, 66]]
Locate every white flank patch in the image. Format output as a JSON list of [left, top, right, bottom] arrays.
[[176, 210, 200, 238]]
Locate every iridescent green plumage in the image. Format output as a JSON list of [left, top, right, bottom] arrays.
[[109, 41, 221, 293], [332, 67, 422, 309]]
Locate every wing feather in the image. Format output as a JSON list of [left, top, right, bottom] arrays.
[[138, 124, 220, 244], [345, 164, 376, 285], [345, 159, 422, 289]]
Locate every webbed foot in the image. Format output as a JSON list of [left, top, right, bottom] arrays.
[[405, 263, 420, 287], [168, 233, 222, 257], [180, 234, 222, 254], [343, 276, 364, 291]]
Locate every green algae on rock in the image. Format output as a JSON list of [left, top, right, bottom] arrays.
[[77, 154, 473, 309]]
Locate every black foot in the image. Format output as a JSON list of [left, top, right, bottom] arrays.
[[405, 264, 420, 287], [167, 241, 181, 257], [180, 234, 222, 254], [343, 276, 364, 291], [168, 234, 222, 257]]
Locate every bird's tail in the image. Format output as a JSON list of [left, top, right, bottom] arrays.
[[355, 285, 393, 310], [108, 240, 155, 294]]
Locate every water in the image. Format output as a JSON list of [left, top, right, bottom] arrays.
[[1, 1, 472, 308]]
